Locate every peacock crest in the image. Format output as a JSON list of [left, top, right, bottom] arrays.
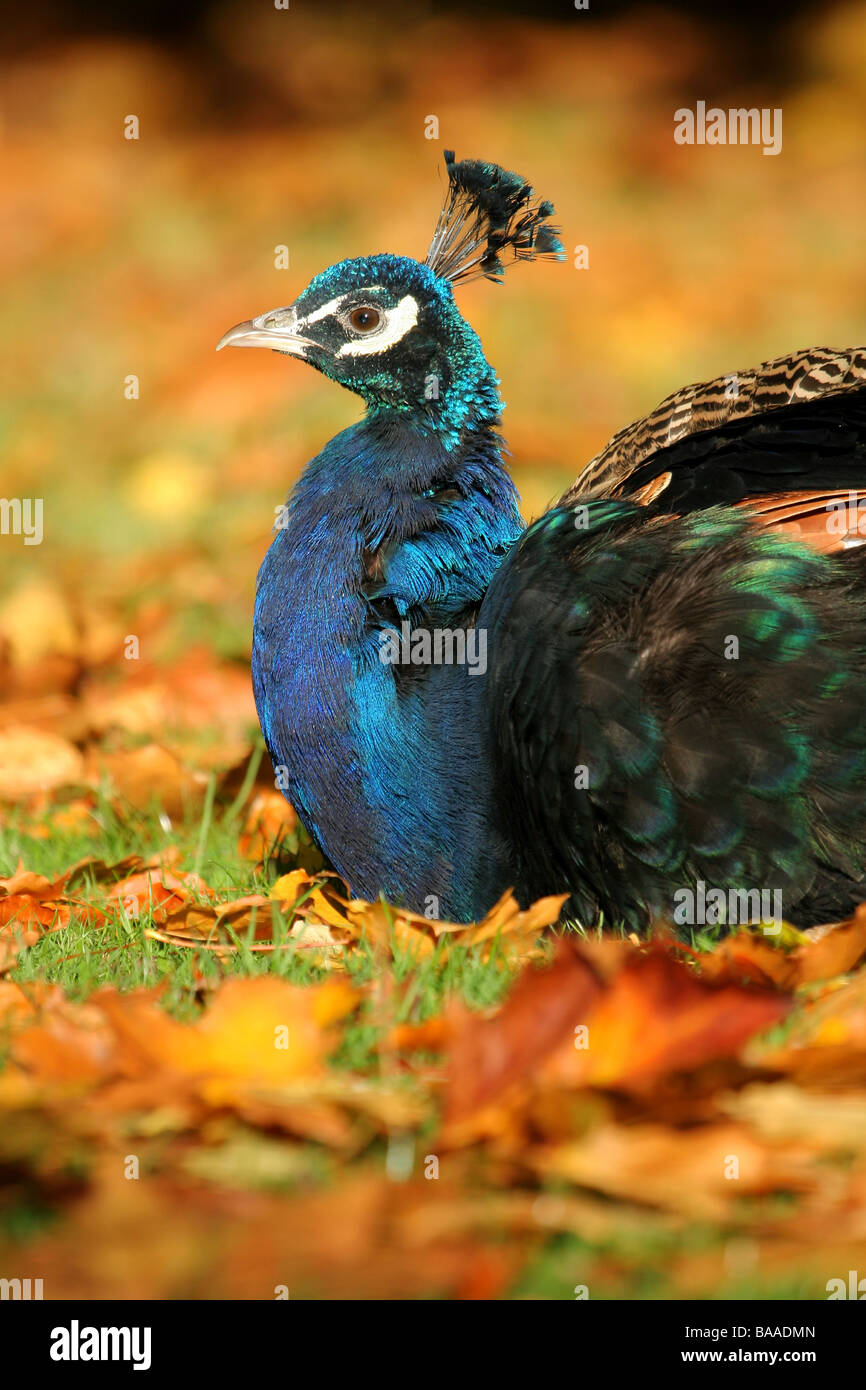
[[424, 150, 565, 286]]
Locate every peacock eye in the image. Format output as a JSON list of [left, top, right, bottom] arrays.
[[349, 305, 382, 334]]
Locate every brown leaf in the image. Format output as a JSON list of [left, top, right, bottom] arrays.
[[89, 743, 209, 817], [695, 910, 866, 989], [238, 789, 298, 861], [753, 968, 866, 1086], [9, 975, 360, 1115], [270, 870, 355, 928], [340, 886, 565, 965], [551, 945, 789, 1093], [795, 907, 866, 982], [95, 975, 358, 1087], [0, 862, 57, 898], [12, 1003, 117, 1082], [528, 1120, 817, 1220], [444, 939, 604, 1124], [0, 916, 43, 973], [0, 895, 70, 931], [0, 724, 84, 800], [107, 867, 211, 923], [0, 853, 149, 900], [443, 938, 788, 1128], [690, 931, 802, 989]]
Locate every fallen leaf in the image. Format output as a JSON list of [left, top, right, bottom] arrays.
[[528, 1121, 817, 1221], [238, 789, 298, 861], [107, 867, 211, 922], [442, 938, 788, 1130], [90, 742, 209, 816], [694, 908, 866, 989], [0, 725, 84, 800], [444, 939, 604, 1125], [553, 945, 789, 1093], [95, 975, 358, 1085]]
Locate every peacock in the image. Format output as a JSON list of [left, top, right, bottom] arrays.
[[218, 151, 866, 932]]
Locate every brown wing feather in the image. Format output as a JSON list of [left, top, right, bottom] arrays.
[[741, 490, 866, 554], [562, 346, 866, 505]]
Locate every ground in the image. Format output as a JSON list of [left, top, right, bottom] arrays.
[[2, 750, 866, 1299]]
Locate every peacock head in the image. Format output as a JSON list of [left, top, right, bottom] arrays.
[[217, 152, 563, 439]]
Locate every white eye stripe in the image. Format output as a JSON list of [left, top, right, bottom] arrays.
[[296, 286, 389, 328], [336, 295, 419, 357], [293, 289, 420, 355], [297, 291, 361, 328]]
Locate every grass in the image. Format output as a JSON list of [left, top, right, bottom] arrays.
[[0, 770, 736, 1042], [0, 784, 528, 1043]]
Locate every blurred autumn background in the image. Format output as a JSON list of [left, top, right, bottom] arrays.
[[1, 0, 866, 1302]]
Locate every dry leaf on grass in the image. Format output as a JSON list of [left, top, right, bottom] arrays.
[[551, 945, 788, 1093], [692, 907, 866, 989], [9, 975, 357, 1099], [145, 871, 564, 968], [749, 967, 866, 1087], [444, 938, 604, 1125], [301, 879, 565, 964], [94, 975, 358, 1086], [0, 852, 198, 973], [0, 852, 161, 901], [107, 866, 212, 922], [3, 975, 432, 1147]]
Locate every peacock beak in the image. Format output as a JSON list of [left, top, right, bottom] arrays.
[[216, 307, 316, 358]]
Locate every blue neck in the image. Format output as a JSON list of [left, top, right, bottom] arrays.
[[252, 397, 523, 919]]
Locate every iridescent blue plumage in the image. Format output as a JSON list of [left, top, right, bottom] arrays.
[[252, 403, 522, 919]]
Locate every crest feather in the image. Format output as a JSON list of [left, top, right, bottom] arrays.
[[425, 150, 565, 286]]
